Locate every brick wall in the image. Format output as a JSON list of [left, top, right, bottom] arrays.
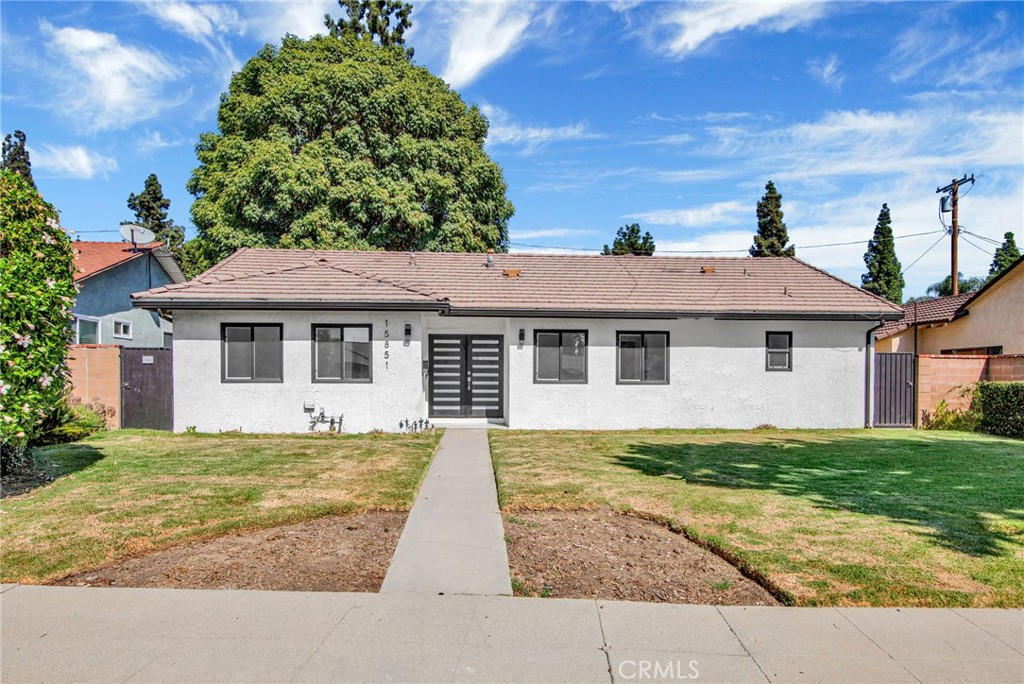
[[67, 345, 121, 428], [915, 354, 1024, 424]]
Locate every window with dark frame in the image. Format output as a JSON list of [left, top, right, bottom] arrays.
[[222, 324, 283, 382], [534, 330, 588, 383], [766, 331, 792, 371], [617, 332, 669, 384], [312, 324, 372, 382]]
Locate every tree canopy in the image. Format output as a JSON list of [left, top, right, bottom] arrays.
[[185, 34, 514, 276], [2, 131, 35, 190], [602, 223, 655, 256], [989, 231, 1020, 278], [127, 173, 184, 254], [860, 203, 904, 303], [749, 180, 794, 257], [926, 273, 984, 297], [325, 0, 414, 58]]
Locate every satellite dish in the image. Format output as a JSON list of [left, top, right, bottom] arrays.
[[119, 223, 156, 250]]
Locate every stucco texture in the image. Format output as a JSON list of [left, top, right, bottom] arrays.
[[172, 311, 874, 433]]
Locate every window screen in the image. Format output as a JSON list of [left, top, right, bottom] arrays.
[[766, 331, 792, 371], [534, 331, 587, 383], [313, 325, 372, 382], [77, 318, 99, 345], [222, 324, 282, 382], [617, 332, 668, 383]]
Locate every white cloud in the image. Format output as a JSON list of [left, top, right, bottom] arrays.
[[40, 20, 185, 131], [626, 200, 747, 228], [481, 104, 601, 154], [511, 228, 597, 241], [441, 2, 535, 88], [807, 54, 844, 91], [240, 0, 335, 43], [140, 2, 242, 42], [29, 144, 118, 179], [136, 131, 187, 154]]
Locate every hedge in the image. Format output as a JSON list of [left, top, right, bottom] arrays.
[[976, 381, 1024, 439]]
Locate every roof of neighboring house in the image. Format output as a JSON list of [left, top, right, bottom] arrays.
[[74, 241, 185, 284], [134, 248, 903, 320], [874, 292, 976, 340]]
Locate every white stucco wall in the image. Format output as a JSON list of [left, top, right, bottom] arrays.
[[172, 310, 874, 433]]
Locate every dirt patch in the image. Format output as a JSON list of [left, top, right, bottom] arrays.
[[505, 508, 777, 605], [54, 511, 405, 592]]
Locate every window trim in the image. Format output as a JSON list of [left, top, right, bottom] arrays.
[[533, 329, 588, 384], [75, 316, 101, 345], [765, 331, 793, 372], [220, 323, 284, 384], [616, 331, 670, 385], [310, 324, 374, 384], [112, 319, 133, 340]]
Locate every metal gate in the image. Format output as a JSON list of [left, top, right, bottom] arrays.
[[428, 335, 504, 418], [120, 348, 173, 430], [874, 352, 915, 427]]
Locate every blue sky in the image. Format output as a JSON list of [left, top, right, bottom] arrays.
[[2, 1, 1022, 297]]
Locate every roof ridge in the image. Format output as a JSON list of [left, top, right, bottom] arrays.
[[788, 256, 904, 314], [190, 246, 251, 281], [322, 261, 444, 302]]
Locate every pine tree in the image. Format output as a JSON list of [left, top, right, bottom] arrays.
[[325, 0, 414, 58], [1, 131, 36, 189], [127, 173, 184, 253], [989, 232, 1020, 277], [861, 203, 904, 303], [602, 223, 655, 256], [749, 180, 794, 257]]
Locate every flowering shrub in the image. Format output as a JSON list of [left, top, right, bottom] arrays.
[[1, 170, 78, 473]]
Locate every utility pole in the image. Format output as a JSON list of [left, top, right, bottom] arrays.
[[936, 173, 975, 296]]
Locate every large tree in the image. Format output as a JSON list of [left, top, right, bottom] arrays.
[[989, 231, 1020, 278], [602, 223, 655, 256], [185, 34, 514, 275], [926, 273, 985, 297], [127, 173, 184, 253], [860, 203, 904, 303], [325, 0, 414, 58], [749, 180, 795, 257], [2, 130, 36, 190]]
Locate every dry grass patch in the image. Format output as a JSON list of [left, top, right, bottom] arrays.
[[1, 429, 440, 583]]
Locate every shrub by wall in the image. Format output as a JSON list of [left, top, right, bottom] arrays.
[[976, 381, 1024, 439]]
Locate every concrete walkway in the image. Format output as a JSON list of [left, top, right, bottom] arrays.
[[2, 585, 1021, 683], [380, 429, 512, 596]]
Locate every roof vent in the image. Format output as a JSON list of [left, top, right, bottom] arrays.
[[485, 248, 494, 268], [317, 257, 329, 264], [701, 265, 714, 274], [408, 252, 417, 265], [503, 268, 521, 278], [783, 286, 792, 297]]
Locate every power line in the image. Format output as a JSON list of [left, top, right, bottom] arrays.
[[901, 232, 948, 275], [960, 229, 1002, 246], [959, 233, 993, 258]]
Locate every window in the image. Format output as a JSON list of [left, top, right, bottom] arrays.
[[766, 331, 792, 371], [312, 325, 372, 382], [113, 320, 132, 340], [76, 317, 99, 344], [617, 332, 669, 384], [534, 330, 587, 383], [222, 324, 283, 382], [941, 346, 1003, 356]]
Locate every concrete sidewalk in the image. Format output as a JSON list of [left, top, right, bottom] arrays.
[[2, 585, 1021, 683], [381, 429, 512, 596]]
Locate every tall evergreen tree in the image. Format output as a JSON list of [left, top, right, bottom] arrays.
[[602, 223, 655, 256], [127, 173, 184, 253], [989, 231, 1020, 277], [860, 203, 904, 303], [1, 131, 36, 189], [749, 180, 794, 257], [325, 0, 414, 58]]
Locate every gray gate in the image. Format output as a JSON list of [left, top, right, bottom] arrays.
[[428, 335, 504, 418], [874, 352, 915, 427], [120, 348, 173, 430]]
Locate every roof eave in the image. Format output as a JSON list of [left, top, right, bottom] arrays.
[[131, 298, 447, 312]]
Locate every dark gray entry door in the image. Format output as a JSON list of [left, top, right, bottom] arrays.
[[874, 352, 915, 427], [121, 348, 173, 430], [428, 335, 504, 418]]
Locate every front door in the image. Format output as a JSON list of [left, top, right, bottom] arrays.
[[428, 335, 504, 418]]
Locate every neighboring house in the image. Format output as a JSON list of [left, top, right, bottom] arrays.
[[73, 241, 185, 348], [875, 255, 1023, 355], [132, 249, 903, 433]]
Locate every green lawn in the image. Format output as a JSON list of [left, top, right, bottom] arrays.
[[1, 429, 441, 584], [489, 429, 1024, 607]]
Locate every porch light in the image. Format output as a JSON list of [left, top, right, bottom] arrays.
[[404, 324, 412, 346], [518, 328, 525, 349]]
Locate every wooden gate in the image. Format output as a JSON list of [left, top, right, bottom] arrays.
[[874, 352, 915, 427], [428, 335, 504, 418], [120, 348, 173, 430]]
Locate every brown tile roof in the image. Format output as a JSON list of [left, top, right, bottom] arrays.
[[874, 292, 976, 340], [74, 241, 163, 281], [134, 248, 905, 319]]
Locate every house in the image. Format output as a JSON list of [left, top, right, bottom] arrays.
[[875, 255, 1023, 355], [131, 249, 903, 433], [73, 241, 185, 348]]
